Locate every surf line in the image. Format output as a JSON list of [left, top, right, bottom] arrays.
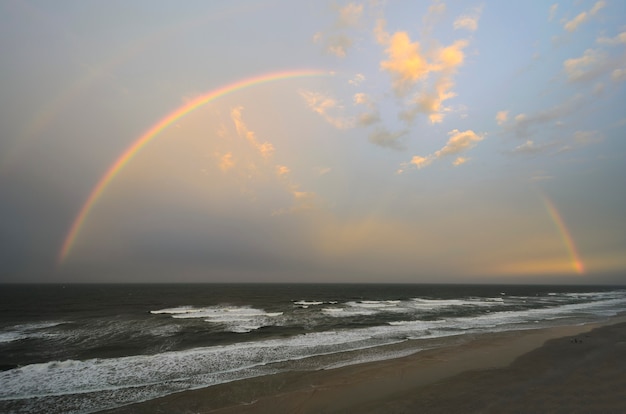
[[58, 69, 331, 264], [541, 194, 585, 274]]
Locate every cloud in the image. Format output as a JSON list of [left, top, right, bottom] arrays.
[[353, 92, 380, 126], [453, 7, 482, 32], [548, 4, 558, 22], [496, 110, 509, 125], [508, 96, 584, 138], [218, 152, 235, 172], [410, 155, 434, 169], [275, 165, 290, 176], [299, 90, 355, 129], [573, 130, 603, 145], [353, 92, 369, 105], [231, 107, 275, 158], [336, 2, 363, 28], [590, 0, 607, 15], [612, 68, 626, 82], [597, 31, 626, 45], [564, 12, 588, 32], [326, 35, 353, 58], [563, 1, 605, 32], [375, 19, 468, 124], [400, 129, 484, 171], [379, 31, 432, 93], [358, 112, 380, 126], [314, 2, 363, 57], [435, 129, 484, 157], [228, 109, 320, 216], [349, 73, 365, 86], [564, 48, 608, 82], [368, 127, 407, 149], [531, 174, 555, 182], [510, 131, 601, 155], [316, 166, 332, 176], [272, 190, 319, 216], [561, 31, 626, 84], [428, 1, 446, 16], [453, 156, 468, 166], [511, 140, 547, 154]]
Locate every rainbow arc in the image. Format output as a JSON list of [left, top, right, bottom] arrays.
[[58, 69, 330, 264]]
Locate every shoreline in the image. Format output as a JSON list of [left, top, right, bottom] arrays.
[[101, 315, 626, 413]]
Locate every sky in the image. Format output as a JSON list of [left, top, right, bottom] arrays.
[[1, 0, 625, 284]]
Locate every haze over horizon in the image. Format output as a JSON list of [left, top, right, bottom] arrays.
[[1, 1, 625, 284]]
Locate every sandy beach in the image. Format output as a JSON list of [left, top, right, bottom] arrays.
[[101, 317, 626, 414]]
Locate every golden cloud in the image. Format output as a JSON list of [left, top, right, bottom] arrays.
[[435, 129, 483, 157], [231, 107, 275, 158], [496, 110, 509, 125], [218, 152, 235, 172], [402, 129, 484, 171], [299, 90, 355, 129], [453, 156, 468, 166], [376, 21, 468, 124]]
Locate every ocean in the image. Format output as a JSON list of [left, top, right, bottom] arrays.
[[0, 283, 624, 413]]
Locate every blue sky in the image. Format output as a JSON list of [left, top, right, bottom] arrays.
[[1, 0, 625, 283]]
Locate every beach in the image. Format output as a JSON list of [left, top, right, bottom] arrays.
[[102, 317, 626, 414]]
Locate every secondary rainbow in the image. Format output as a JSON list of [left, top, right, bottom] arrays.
[[58, 69, 330, 264], [541, 194, 585, 274]]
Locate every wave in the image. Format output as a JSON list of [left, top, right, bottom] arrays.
[[151, 305, 283, 333]]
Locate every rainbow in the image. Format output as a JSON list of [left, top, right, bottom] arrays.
[[541, 194, 585, 274], [58, 69, 331, 264]]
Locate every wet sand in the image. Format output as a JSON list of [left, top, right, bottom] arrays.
[[102, 317, 626, 414]]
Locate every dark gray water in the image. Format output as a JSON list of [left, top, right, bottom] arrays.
[[1, 283, 624, 413]]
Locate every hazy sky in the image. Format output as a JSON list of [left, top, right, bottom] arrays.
[[1, 0, 625, 284]]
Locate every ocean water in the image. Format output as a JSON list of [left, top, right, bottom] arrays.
[[0, 283, 624, 413]]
